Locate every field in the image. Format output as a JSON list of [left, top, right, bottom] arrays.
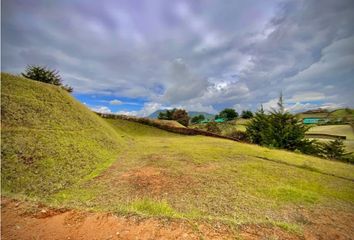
[[2, 73, 354, 239], [307, 124, 354, 154], [297, 108, 354, 121]]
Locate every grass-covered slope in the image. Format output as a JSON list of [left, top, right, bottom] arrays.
[[1, 73, 122, 197], [52, 118, 354, 233]]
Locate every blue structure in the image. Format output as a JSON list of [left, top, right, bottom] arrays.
[[215, 118, 226, 123], [303, 118, 321, 124]]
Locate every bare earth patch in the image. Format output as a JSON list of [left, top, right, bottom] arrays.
[[1, 198, 234, 240], [119, 166, 193, 196], [2, 197, 354, 239]]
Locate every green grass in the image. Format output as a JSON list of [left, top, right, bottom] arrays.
[[307, 124, 354, 153], [329, 108, 354, 120], [308, 125, 354, 140], [2, 73, 354, 235], [50, 118, 354, 228], [1, 73, 122, 197], [297, 108, 354, 121]]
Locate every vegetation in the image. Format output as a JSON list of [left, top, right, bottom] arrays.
[[191, 114, 205, 124], [224, 130, 248, 141], [2, 73, 354, 237], [322, 139, 346, 159], [217, 108, 238, 120], [307, 124, 354, 156], [51, 117, 354, 234], [297, 107, 354, 123], [241, 110, 253, 119], [1, 73, 121, 196], [247, 95, 309, 151], [245, 95, 352, 162], [205, 122, 221, 134], [158, 108, 190, 126], [21, 65, 73, 92]]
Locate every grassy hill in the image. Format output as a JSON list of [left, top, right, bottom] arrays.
[[2, 73, 354, 237], [297, 108, 354, 121], [307, 124, 354, 154], [1, 73, 122, 197]]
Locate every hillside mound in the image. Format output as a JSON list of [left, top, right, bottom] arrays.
[[1, 73, 122, 197]]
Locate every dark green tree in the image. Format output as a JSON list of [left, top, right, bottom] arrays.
[[158, 109, 176, 120], [245, 105, 269, 145], [172, 109, 189, 127], [218, 108, 238, 120], [241, 110, 253, 119], [21, 65, 73, 92], [322, 139, 346, 159], [246, 95, 309, 151], [191, 114, 205, 124]]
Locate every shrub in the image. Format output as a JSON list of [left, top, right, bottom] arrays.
[[225, 130, 248, 141], [206, 122, 221, 134], [21, 65, 73, 92]]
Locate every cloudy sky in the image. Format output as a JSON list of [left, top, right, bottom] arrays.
[[2, 0, 354, 116]]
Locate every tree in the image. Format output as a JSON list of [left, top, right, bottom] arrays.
[[218, 108, 238, 120], [21, 65, 73, 92], [245, 105, 269, 145], [246, 95, 309, 151], [191, 114, 205, 124], [172, 109, 190, 127], [241, 110, 253, 119], [158, 109, 175, 120], [322, 139, 346, 159], [158, 108, 190, 126]]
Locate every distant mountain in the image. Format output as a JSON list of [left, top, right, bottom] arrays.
[[148, 109, 215, 120]]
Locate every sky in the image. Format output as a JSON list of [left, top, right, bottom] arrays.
[[2, 0, 354, 116]]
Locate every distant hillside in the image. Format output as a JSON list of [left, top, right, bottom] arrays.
[[149, 109, 215, 120], [1, 73, 122, 197], [297, 108, 354, 121]]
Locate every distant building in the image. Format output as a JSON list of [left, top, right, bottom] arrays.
[[215, 118, 226, 123], [303, 118, 321, 124]]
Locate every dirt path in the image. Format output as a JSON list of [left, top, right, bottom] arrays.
[[2, 198, 354, 240], [1, 198, 235, 240]]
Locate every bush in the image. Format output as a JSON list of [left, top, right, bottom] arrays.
[[21, 65, 73, 92], [225, 130, 248, 141], [206, 122, 221, 134]]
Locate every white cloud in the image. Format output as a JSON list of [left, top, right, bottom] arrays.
[[262, 98, 279, 112], [288, 92, 326, 103], [109, 99, 123, 105], [90, 106, 112, 114]]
